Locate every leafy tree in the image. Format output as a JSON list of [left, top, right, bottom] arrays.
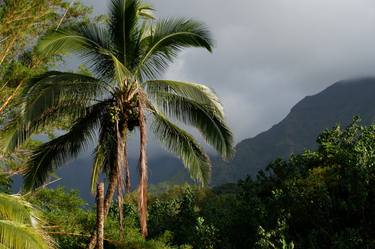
[[4, 0, 233, 246], [28, 187, 190, 249], [0, 0, 92, 114], [242, 118, 375, 248], [146, 119, 375, 249], [0, 0, 94, 179]]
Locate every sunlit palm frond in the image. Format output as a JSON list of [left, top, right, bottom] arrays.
[[109, 0, 143, 68], [0, 193, 54, 249], [137, 18, 214, 79], [2, 101, 89, 153], [0, 220, 53, 249], [144, 79, 224, 116], [156, 93, 233, 159], [1, 72, 107, 152], [0, 194, 35, 225], [138, 2, 155, 20], [151, 109, 211, 185], [111, 55, 133, 84]]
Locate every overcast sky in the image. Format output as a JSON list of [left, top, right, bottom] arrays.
[[82, 0, 375, 143]]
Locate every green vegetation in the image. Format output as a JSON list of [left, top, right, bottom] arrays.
[[1, 0, 375, 248], [1, 0, 233, 247], [0, 193, 54, 249], [2, 120, 372, 249], [0, 0, 94, 178]]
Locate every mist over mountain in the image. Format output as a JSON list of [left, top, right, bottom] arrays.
[[212, 77, 375, 185]]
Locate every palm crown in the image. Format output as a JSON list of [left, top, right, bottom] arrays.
[[3, 0, 233, 239]]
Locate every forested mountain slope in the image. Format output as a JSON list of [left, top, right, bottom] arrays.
[[212, 78, 375, 184]]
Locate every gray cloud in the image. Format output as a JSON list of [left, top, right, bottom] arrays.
[[83, 0, 375, 142]]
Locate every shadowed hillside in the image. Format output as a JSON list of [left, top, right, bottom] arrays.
[[212, 77, 375, 185]]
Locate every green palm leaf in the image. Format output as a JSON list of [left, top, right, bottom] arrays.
[[145, 80, 234, 159], [110, 0, 143, 68], [137, 18, 214, 79], [23, 101, 109, 191], [22, 71, 108, 123], [90, 116, 117, 194], [0, 194, 35, 225], [144, 79, 224, 116], [0, 220, 52, 249], [151, 109, 211, 185], [37, 25, 116, 80], [2, 70, 108, 152], [0, 193, 54, 249]]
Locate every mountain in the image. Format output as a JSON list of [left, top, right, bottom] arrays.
[[212, 77, 375, 185]]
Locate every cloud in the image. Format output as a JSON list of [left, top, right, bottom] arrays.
[[84, 0, 375, 142]]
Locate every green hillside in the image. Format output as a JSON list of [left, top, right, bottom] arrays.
[[212, 78, 375, 185]]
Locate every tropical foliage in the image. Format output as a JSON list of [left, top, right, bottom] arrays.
[[0, 0, 94, 181], [0, 193, 54, 249], [17, 119, 375, 249], [130, 120, 375, 248], [2, 0, 374, 249], [2, 0, 233, 246]]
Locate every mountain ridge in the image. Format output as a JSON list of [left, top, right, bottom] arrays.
[[211, 77, 375, 185]]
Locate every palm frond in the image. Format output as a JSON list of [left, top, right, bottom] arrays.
[[90, 144, 106, 195], [2, 101, 88, 153], [90, 111, 117, 194], [111, 55, 133, 84], [2, 72, 107, 152], [146, 81, 234, 159], [137, 18, 214, 79], [138, 2, 155, 20], [151, 109, 211, 185], [23, 101, 110, 191], [109, 0, 143, 68], [22, 71, 108, 123], [0, 193, 54, 249], [0, 194, 35, 225], [0, 220, 53, 249], [144, 79, 224, 116], [37, 25, 116, 80]]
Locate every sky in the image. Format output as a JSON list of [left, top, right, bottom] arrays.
[[82, 0, 375, 144]]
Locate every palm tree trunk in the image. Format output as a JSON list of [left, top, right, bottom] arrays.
[[124, 128, 131, 193], [116, 120, 125, 241], [138, 102, 148, 237], [86, 168, 118, 249], [96, 183, 104, 249]]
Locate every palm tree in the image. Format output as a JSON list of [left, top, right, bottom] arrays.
[[0, 193, 55, 249], [2, 0, 233, 245]]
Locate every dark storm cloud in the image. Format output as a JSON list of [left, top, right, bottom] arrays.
[[84, 0, 375, 142]]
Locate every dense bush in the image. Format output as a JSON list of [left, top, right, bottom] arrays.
[[146, 120, 375, 248], [26, 120, 375, 248]]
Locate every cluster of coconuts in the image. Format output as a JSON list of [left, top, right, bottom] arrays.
[[109, 99, 140, 131]]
